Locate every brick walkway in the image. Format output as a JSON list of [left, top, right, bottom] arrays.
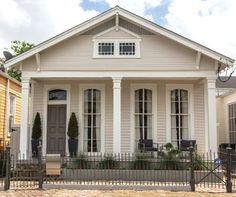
[[0, 190, 236, 197]]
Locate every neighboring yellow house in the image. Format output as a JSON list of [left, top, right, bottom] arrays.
[[0, 70, 21, 150]]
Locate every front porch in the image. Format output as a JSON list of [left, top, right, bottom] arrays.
[[19, 71, 218, 156]]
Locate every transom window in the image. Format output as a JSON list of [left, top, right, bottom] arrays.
[[49, 89, 67, 100], [84, 89, 101, 152], [229, 103, 236, 143], [119, 42, 135, 55], [170, 89, 189, 149], [98, 42, 114, 55], [135, 89, 152, 148]]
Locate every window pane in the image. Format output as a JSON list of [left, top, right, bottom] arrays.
[[49, 89, 66, 100], [234, 104, 236, 117], [171, 90, 179, 102], [180, 89, 188, 101], [180, 102, 188, 113], [171, 102, 179, 113], [145, 102, 152, 113], [144, 89, 152, 101], [180, 115, 188, 128]]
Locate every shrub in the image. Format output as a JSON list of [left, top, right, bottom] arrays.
[[132, 153, 152, 170], [74, 153, 89, 169], [99, 155, 119, 169], [157, 143, 186, 170], [67, 112, 79, 139], [32, 112, 42, 139]]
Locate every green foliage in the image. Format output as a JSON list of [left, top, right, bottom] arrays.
[[157, 143, 185, 170], [132, 153, 151, 170], [11, 40, 35, 56], [7, 68, 21, 81], [67, 112, 79, 139], [32, 112, 42, 139], [68, 153, 90, 169], [7, 40, 35, 81], [99, 155, 119, 169]]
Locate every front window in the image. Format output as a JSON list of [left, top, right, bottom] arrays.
[[135, 89, 152, 148], [84, 89, 101, 152], [229, 103, 236, 143], [171, 89, 189, 149]]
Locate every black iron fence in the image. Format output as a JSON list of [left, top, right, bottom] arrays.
[[1, 146, 236, 192]]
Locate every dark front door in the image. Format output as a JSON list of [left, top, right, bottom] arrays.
[[47, 104, 66, 155]]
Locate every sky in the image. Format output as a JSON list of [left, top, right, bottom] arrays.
[[0, 0, 236, 60]]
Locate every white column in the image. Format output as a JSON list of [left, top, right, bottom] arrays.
[[112, 77, 122, 153], [205, 78, 217, 153], [20, 78, 30, 156]]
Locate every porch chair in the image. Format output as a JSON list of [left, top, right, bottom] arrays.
[[180, 140, 197, 152], [138, 139, 159, 153]]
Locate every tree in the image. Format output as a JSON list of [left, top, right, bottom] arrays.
[[7, 40, 35, 81], [32, 112, 42, 140], [67, 112, 79, 139]]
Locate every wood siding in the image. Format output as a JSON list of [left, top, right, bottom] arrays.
[[22, 28, 215, 72], [0, 74, 21, 150]]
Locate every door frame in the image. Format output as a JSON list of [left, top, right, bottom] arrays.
[[43, 84, 70, 156]]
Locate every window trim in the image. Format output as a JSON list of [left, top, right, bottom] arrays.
[[78, 84, 105, 153], [93, 39, 141, 58], [130, 84, 157, 152], [166, 84, 194, 145]]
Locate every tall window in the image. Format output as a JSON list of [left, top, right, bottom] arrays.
[[171, 89, 189, 148], [8, 95, 15, 136], [135, 89, 152, 146], [229, 103, 236, 143], [84, 89, 101, 152]]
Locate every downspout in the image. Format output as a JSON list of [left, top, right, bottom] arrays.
[[4, 78, 10, 149]]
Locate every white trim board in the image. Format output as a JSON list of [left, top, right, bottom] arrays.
[[42, 84, 71, 156], [165, 84, 194, 144], [4, 6, 233, 68]]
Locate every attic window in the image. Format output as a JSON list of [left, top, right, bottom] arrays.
[[94, 40, 140, 58], [119, 42, 135, 55], [98, 42, 114, 55]]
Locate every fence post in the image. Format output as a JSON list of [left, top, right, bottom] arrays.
[[189, 146, 195, 192], [38, 144, 43, 189], [4, 146, 11, 190], [226, 147, 232, 193]]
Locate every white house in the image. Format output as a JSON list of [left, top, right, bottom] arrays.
[[216, 77, 236, 146], [4, 6, 235, 156]]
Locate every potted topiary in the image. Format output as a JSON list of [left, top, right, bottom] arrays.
[[31, 112, 42, 157], [67, 112, 79, 157]]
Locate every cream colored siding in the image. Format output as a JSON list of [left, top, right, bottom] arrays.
[[22, 30, 215, 72], [194, 83, 205, 153]]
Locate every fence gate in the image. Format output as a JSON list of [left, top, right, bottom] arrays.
[[190, 149, 233, 192]]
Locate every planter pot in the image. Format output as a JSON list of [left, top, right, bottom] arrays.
[[68, 139, 78, 157], [31, 139, 42, 157]]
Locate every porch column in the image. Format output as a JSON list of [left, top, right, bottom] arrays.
[[205, 78, 217, 153], [112, 77, 122, 153], [20, 78, 30, 156]]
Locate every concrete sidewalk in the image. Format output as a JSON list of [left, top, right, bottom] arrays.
[[0, 189, 236, 197]]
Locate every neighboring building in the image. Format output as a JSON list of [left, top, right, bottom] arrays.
[[216, 77, 236, 146], [4, 6, 235, 156], [0, 71, 21, 150]]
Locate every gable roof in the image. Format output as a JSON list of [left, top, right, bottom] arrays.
[[4, 6, 235, 68]]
